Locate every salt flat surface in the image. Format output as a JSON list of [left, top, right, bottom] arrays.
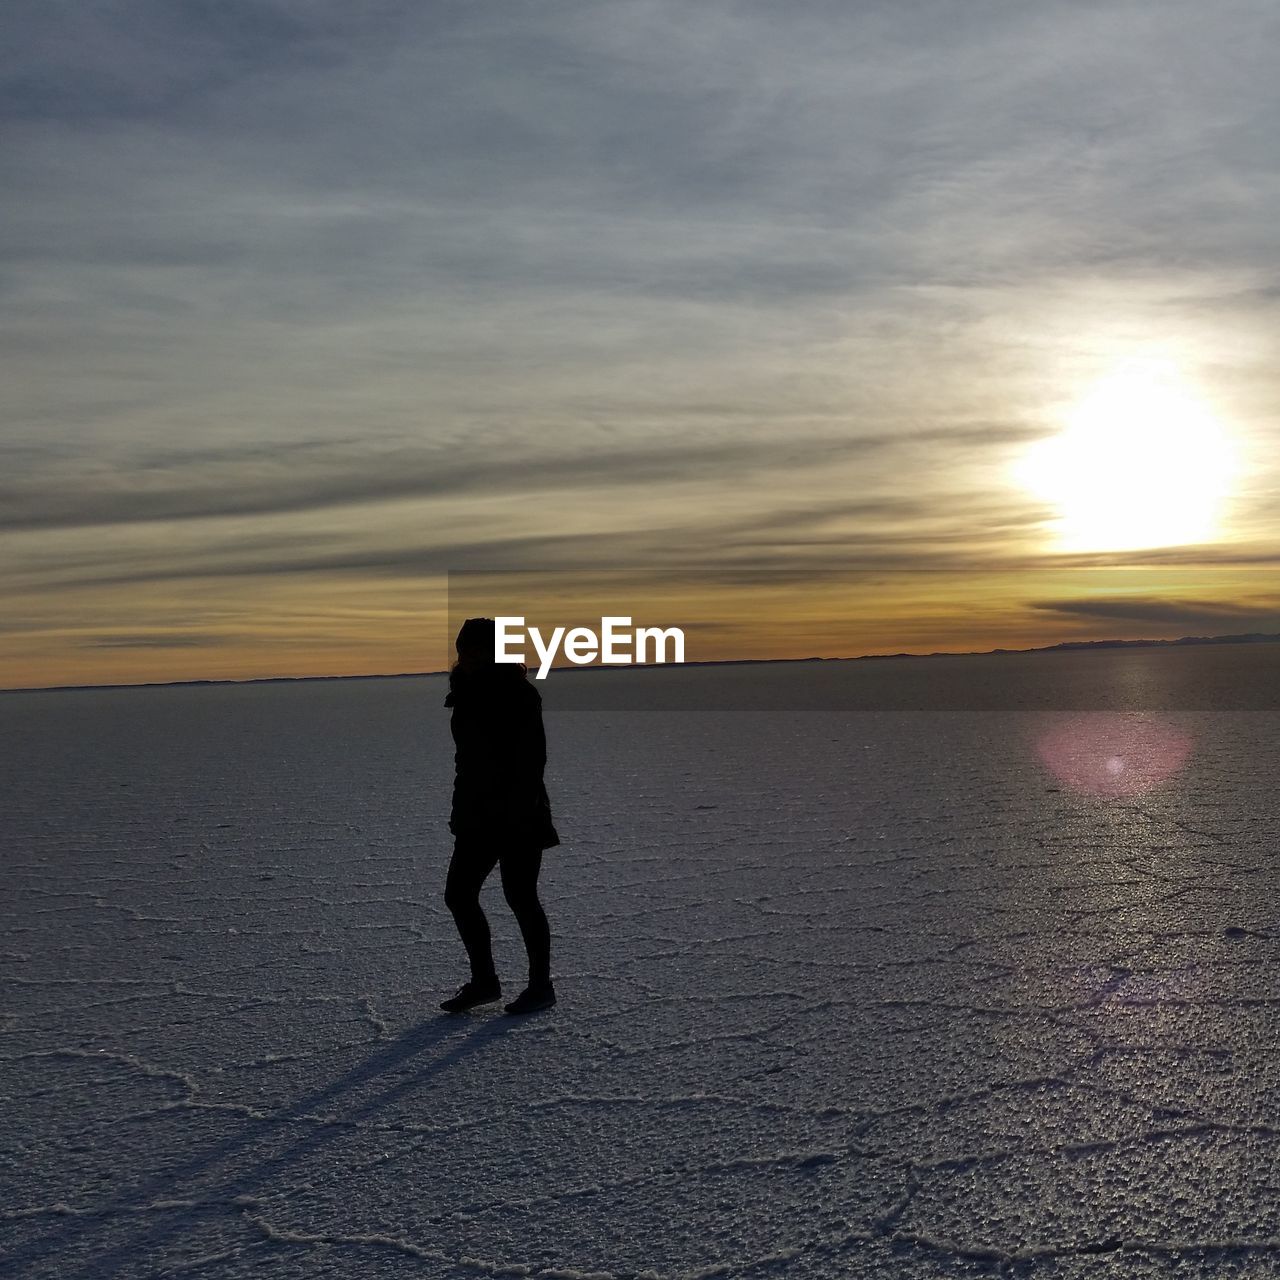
[[3, 653, 1279, 1278]]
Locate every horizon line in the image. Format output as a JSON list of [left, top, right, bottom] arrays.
[[4, 629, 1279, 695]]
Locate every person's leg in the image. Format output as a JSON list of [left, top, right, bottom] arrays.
[[444, 840, 501, 982], [499, 847, 551, 989]]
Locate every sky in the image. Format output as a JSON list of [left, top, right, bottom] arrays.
[[3, 0, 1279, 688]]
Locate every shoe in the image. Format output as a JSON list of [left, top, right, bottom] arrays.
[[503, 983, 556, 1016], [440, 977, 501, 1013]]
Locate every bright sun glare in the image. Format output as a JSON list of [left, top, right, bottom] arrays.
[[1015, 358, 1239, 553]]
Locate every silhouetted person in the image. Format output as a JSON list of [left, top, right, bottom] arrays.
[[440, 617, 559, 1015]]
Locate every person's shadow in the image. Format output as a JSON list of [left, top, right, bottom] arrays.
[[9, 1013, 517, 1278]]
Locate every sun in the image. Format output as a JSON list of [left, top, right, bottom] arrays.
[[1015, 358, 1239, 553]]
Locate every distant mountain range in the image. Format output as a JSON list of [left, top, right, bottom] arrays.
[[7, 630, 1280, 693], [854, 630, 1280, 661]]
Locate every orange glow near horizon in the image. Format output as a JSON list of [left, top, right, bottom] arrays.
[[2, 567, 1276, 691]]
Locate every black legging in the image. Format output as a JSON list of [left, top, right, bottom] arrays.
[[444, 840, 550, 987]]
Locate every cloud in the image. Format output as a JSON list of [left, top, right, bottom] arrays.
[[77, 632, 236, 649], [1031, 596, 1280, 630], [0, 423, 1037, 532], [10, 487, 1048, 599]]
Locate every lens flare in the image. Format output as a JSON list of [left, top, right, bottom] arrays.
[[1035, 712, 1193, 797]]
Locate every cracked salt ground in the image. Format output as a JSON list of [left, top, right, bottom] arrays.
[[3, 655, 1280, 1277]]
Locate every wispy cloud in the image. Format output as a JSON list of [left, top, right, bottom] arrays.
[[77, 632, 236, 650], [0, 424, 1035, 532]]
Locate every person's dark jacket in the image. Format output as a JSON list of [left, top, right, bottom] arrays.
[[446, 668, 560, 849]]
